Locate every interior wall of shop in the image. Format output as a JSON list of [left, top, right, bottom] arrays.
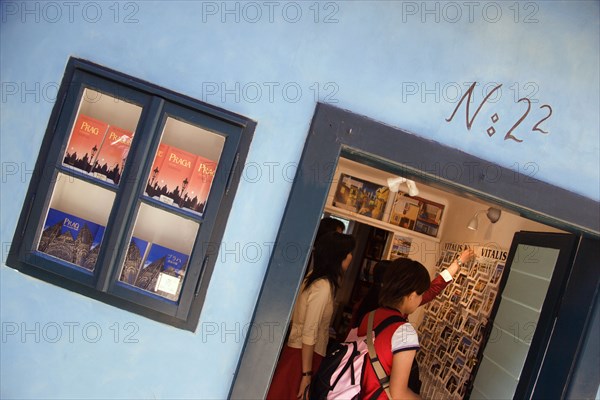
[[1, 2, 598, 399], [327, 157, 564, 329]]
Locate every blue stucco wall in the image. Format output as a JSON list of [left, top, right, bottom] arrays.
[[1, 1, 598, 398]]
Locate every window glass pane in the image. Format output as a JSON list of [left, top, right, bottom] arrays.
[[145, 117, 225, 216], [117, 203, 199, 301], [37, 172, 116, 271], [62, 88, 142, 186]]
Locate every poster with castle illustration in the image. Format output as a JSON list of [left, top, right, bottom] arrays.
[[38, 208, 104, 270], [122, 243, 190, 302], [90, 125, 133, 185], [63, 114, 109, 173], [332, 173, 389, 221], [144, 143, 217, 216]]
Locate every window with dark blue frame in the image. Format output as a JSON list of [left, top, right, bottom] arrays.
[[6, 58, 255, 331]]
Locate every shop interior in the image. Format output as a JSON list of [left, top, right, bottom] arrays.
[[318, 157, 565, 398]]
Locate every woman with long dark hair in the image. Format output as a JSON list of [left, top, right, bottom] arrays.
[[267, 231, 356, 399]]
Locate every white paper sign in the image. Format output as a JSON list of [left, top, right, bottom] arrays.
[[156, 273, 181, 295]]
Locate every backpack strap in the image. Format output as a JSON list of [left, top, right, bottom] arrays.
[[373, 314, 406, 335], [366, 311, 406, 399]]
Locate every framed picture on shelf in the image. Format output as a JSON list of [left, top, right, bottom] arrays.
[[413, 197, 445, 237], [389, 192, 420, 229], [390, 234, 412, 259], [388, 192, 445, 238], [332, 173, 389, 221]]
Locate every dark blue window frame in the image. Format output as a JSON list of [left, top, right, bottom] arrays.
[[6, 58, 256, 331]]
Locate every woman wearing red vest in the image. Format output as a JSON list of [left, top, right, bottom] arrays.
[[353, 249, 475, 397], [357, 258, 432, 399]]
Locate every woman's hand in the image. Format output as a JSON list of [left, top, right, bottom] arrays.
[[459, 248, 476, 264], [297, 375, 311, 399], [447, 248, 476, 278], [298, 344, 314, 399]]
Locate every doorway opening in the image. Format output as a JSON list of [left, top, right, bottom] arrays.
[[230, 103, 599, 399], [319, 156, 566, 399]]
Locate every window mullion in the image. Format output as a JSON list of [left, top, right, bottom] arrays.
[[95, 96, 165, 292]]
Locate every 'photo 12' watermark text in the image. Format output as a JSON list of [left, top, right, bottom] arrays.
[[201, 1, 340, 24], [2, 321, 140, 344], [401, 81, 540, 104], [1, 1, 140, 24], [1, 81, 340, 105], [1, 160, 541, 191], [400, 1, 540, 24]]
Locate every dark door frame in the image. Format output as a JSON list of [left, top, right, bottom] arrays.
[[229, 103, 600, 398], [492, 232, 577, 399]]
